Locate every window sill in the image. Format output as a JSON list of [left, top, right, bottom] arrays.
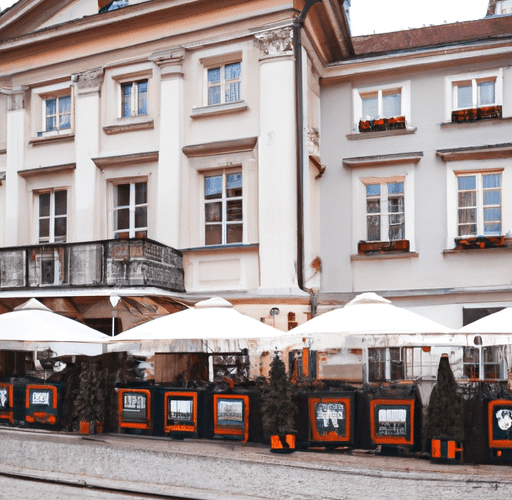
[[29, 133, 75, 146], [444, 242, 512, 255], [191, 101, 248, 119], [181, 243, 258, 253], [351, 252, 418, 261], [103, 120, 154, 135], [441, 116, 512, 129], [346, 127, 416, 140]]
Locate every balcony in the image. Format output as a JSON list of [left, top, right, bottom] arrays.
[[0, 239, 185, 292]]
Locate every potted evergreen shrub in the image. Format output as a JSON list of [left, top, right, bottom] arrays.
[[73, 361, 106, 434], [258, 353, 297, 453], [425, 354, 464, 462]]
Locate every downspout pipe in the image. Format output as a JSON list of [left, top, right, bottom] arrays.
[[294, 0, 322, 315]]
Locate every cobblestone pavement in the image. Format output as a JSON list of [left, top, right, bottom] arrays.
[[2, 428, 512, 499]]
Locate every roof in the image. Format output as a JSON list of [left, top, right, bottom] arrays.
[[351, 15, 512, 57]]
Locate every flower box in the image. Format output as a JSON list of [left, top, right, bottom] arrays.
[[454, 236, 504, 250], [358, 239, 409, 255]]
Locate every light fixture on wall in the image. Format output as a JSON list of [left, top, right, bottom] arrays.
[[270, 307, 280, 328]]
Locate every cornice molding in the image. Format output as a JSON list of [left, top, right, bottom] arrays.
[[343, 152, 423, 168], [436, 143, 512, 162], [182, 137, 258, 158], [92, 151, 159, 169], [18, 163, 76, 179]]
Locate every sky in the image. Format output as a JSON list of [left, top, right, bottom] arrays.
[[0, 0, 492, 35]]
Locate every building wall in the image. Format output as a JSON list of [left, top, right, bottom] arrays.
[[319, 37, 512, 326]]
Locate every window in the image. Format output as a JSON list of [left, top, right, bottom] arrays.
[[121, 80, 148, 118], [38, 190, 67, 243], [353, 81, 410, 133], [463, 346, 506, 380], [114, 182, 147, 239], [368, 348, 403, 382], [204, 171, 242, 245], [457, 172, 501, 237], [448, 70, 503, 122], [366, 182, 404, 241], [44, 95, 71, 132], [207, 62, 241, 106]]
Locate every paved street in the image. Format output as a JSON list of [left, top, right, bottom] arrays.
[[1, 428, 512, 499]]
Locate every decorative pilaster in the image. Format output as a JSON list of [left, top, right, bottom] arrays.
[[255, 28, 300, 293], [150, 48, 185, 247], [3, 86, 28, 245], [73, 68, 103, 240]]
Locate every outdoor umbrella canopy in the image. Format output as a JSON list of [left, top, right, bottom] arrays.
[[282, 292, 457, 351], [110, 297, 284, 353], [458, 307, 512, 336], [0, 298, 110, 356], [289, 292, 453, 335]]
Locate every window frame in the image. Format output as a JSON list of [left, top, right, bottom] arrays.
[[455, 170, 503, 238], [121, 79, 148, 118], [35, 189, 68, 244], [203, 169, 243, 246], [112, 180, 148, 239], [200, 52, 243, 108], [204, 61, 242, 107], [445, 69, 503, 122], [353, 80, 411, 133], [34, 85, 74, 138]]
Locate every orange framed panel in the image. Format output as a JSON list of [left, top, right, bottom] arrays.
[[25, 384, 59, 425], [370, 398, 415, 446], [164, 391, 198, 434], [118, 388, 152, 430], [213, 394, 249, 443], [488, 399, 512, 449], [0, 383, 14, 424], [308, 396, 352, 444]]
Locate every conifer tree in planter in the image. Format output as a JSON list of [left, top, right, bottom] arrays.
[[73, 361, 106, 434], [259, 353, 297, 453], [425, 354, 465, 462]]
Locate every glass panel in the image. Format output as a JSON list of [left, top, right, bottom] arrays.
[[458, 191, 476, 208], [367, 215, 380, 241], [478, 81, 495, 106], [46, 98, 56, 115], [59, 95, 71, 113], [382, 92, 401, 117], [208, 67, 221, 84], [388, 223, 404, 240], [115, 208, 130, 230], [483, 173, 501, 188], [484, 223, 501, 235], [388, 182, 404, 194], [225, 62, 241, 80], [366, 184, 380, 196], [135, 182, 147, 205], [457, 83, 473, 108], [459, 223, 477, 236], [227, 199, 242, 221], [205, 225, 222, 245], [54, 217, 66, 239], [388, 197, 404, 213], [361, 95, 378, 120], [226, 173, 242, 197], [458, 208, 477, 224], [54, 191, 67, 216], [227, 223, 243, 243], [367, 199, 380, 214], [484, 208, 501, 222], [225, 82, 240, 102], [39, 219, 49, 239], [368, 348, 386, 382], [135, 206, 147, 228], [39, 193, 50, 217], [116, 184, 130, 207], [205, 202, 222, 223], [46, 116, 56, 131], [208, 86, 221, 105], [205, 176, 222, 199], [122, 83, 132, 117], [137, 81, 148, 115], [458, 176, 476, 190]]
